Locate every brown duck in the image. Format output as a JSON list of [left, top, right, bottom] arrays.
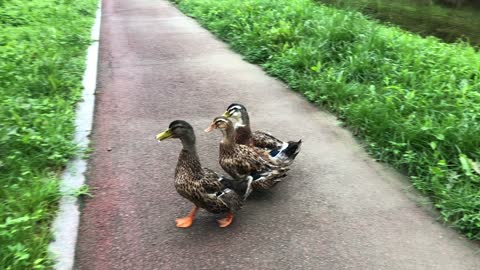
[[156, 120, 246, 228], [223, 103, 302, 166], [205, 116, 289, 196]]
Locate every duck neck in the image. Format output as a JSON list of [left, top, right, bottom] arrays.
[[234, 113, 253, 145], [177, 135, 203, 176], [221, 124, 236, 149], [180, 134, 196, 153], [239, 112, 251, 128]]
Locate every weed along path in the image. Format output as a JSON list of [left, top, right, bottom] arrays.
[[75, 0, 480, 269]]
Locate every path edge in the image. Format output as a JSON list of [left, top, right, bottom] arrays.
[[48, 1, 102, 269]]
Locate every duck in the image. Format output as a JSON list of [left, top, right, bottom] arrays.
[[156, 120, 247, 228], [222, 103, 302, 165], [205, 116, 289, 194]]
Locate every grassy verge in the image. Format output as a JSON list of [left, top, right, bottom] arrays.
[[0, 0, 97, 268], [172, 0, 480, 239]]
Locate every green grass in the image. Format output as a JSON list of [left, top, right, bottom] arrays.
[[172, 0, 480, 239], [0, 0, 97, 268]]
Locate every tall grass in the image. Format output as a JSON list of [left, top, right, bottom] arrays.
[[0, 0, 97, 268], [172, 0, 480, 239]]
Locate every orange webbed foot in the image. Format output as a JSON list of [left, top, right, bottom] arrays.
[[175, 216, 194, 228], [176, 206, 198, 228], [217, 212, 234, 228]]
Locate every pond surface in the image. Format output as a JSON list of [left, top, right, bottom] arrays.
[[318, 0, 480, 46]]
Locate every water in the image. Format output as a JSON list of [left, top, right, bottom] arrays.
[[318, 0, 480, 46]]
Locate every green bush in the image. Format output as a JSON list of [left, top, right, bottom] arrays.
[[173, 0, 480, 239], [0, 0, 97, 268]]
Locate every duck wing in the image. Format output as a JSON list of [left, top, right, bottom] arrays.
[[252, 130, 283, 149], [220, 143, 279, 178], [199, 168, 244, 212], [252, 131, 302, 166]]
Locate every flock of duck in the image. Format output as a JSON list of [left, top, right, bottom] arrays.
[[156, 103, 302, 228]]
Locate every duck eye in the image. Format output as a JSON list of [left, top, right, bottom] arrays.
[[214, 119, 227, 127], [171, 125, 182, 131]]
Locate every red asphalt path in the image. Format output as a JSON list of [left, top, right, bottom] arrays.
[[75, 0, 480, 269]]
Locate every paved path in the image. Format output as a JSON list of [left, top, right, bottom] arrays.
[[75, 0, 480, 269]]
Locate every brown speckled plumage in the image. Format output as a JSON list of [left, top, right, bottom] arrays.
[[209, 117, 289, 191], [234, 125, 254, 146], [226, 104, 302, 165], [251, 130, 284, 149], [162, 120, 243, 214]]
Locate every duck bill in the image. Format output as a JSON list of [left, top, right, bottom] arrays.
[[204, 123, 215, 133], [222, 111, 231, 118], [156, 128, 172, 141]]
